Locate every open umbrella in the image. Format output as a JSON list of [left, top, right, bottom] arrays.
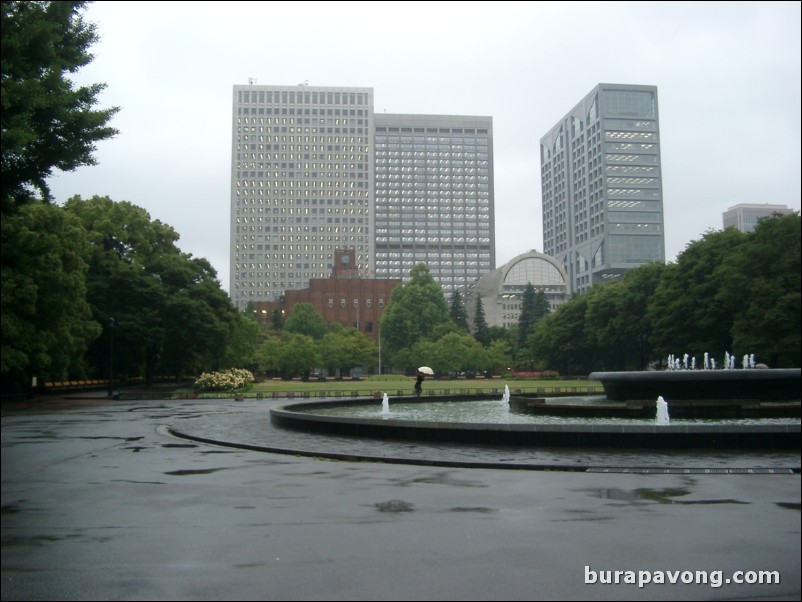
[[418, 366, 434, 375]]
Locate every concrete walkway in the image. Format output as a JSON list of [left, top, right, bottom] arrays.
[[2, 396, 800, 601]]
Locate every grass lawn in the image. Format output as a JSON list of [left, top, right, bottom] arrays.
[[183, 376, 604, 398]]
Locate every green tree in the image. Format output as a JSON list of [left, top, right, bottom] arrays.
[[428, 332, 487, 375], [1, 202, 100, 392], [254, 334, 282, 376], [449, 290, 470, 331], [584, 262, 665, 370], [485, 339, 513, 375], [319, 325, 377, 378], [380, 263, 450, 363], [517, 284, 550, 351], [65, 195, 240, 382], [718, 213, 801, 367], [473, 296, 490, 346], [529, 294, 595, 375], [648, 228, 746, 361], [220, 312, 261, 371], [277, 333, 320, 377], [284, 303, 327, 340], [1, 1, 119, 213]]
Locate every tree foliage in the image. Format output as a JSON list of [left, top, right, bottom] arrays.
[[64, 195, 244, 382], [1, 201, 101, 391], [449, 290, 470, 331], [1, 1, 119, 213], [718, 213, 801, 367], [380, 263, 450, 363], [473, 296, 490, 346], [527, 213, 800, 373], [517, 284, 550, 351], [647, 228, 747, 360], [284, 303, 327, 340]]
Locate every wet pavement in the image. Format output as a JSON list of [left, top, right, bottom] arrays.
[[2, 396, 800, 601]]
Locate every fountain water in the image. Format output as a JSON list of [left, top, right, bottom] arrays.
[[655, 396, 670, 426], [381, 393, 390, 416], [501, 385, 510, 405]]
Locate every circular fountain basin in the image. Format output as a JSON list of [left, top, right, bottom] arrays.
[[589, 368, 801, 402], [270, 394, 800, 450]]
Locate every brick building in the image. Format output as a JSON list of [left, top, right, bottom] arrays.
[[253, 248, 400, 340]]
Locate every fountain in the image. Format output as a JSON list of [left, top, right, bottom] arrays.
[[270, 390, 799, 450], [267, 355, 799, 451], [589, 367, 800, 404], [655, 396, 670, 426]]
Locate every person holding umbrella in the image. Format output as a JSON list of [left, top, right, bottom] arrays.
[[416, 366, 434, 396]]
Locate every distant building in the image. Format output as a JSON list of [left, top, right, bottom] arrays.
[[541, 83, 665, 294], [462, 251, 570, 330], [231, 85, 375, 309], [374, 114, 495, 296], [231, 84, 496, 310], [252, 248, 400, 341], [722, 203, 794, 233]]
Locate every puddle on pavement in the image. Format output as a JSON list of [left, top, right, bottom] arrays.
[[164, 468, 232, 476], [374, 499, 415, 513], [588, 487, 751, 506]]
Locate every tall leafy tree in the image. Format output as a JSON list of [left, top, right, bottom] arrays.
[[529, 294, 596, 375], [65, 195, 242, 382], [718, 213, 801, 367], [1, 202, 100, 392], [449, 290, 470, 331], [1, 1, 119, 213], [648, 228, 746, 360], [380, 263, 450, 362]]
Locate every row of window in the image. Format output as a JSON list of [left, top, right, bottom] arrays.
[[376, 237, 491, 244], [325, 298, 384, 308], [377, 151, 490, 160], [237, 90, 370, 106]]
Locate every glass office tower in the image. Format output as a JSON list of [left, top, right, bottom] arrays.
[[541, 84, 665, 293]]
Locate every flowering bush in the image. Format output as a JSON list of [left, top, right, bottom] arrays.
[[511, 371, 559, 379], [195, 369, 254, 391]]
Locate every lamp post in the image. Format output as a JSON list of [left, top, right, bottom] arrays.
[[107, 317, 115, 397]]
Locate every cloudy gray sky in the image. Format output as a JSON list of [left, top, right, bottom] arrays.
[[47, 0, 801, 293]]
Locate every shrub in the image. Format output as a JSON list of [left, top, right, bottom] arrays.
[[195, 369, 254, 391]]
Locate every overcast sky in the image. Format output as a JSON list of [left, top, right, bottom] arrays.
[[47, 0, 801, 293]]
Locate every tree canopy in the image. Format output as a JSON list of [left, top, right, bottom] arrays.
[[380, 264, 450, 363], [1, 1, 119, 213], [449, 290, 470, 331]]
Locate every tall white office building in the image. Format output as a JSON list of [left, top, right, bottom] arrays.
[[230, 84, 374, 309], [540, 84, 665, 294]]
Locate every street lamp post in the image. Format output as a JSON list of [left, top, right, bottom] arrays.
[[108, 317, 115, 397]]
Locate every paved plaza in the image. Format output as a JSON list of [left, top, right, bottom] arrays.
[[2, 396, 800, 601]]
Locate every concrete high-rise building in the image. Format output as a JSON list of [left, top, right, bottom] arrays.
[[540, 84, 665, 294], [723, 203, 794, 233], [374, 114, 495, 296], [230, 84, 375, 309]]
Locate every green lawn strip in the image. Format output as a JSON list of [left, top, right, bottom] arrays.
[[180, 377, 604, 398]]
